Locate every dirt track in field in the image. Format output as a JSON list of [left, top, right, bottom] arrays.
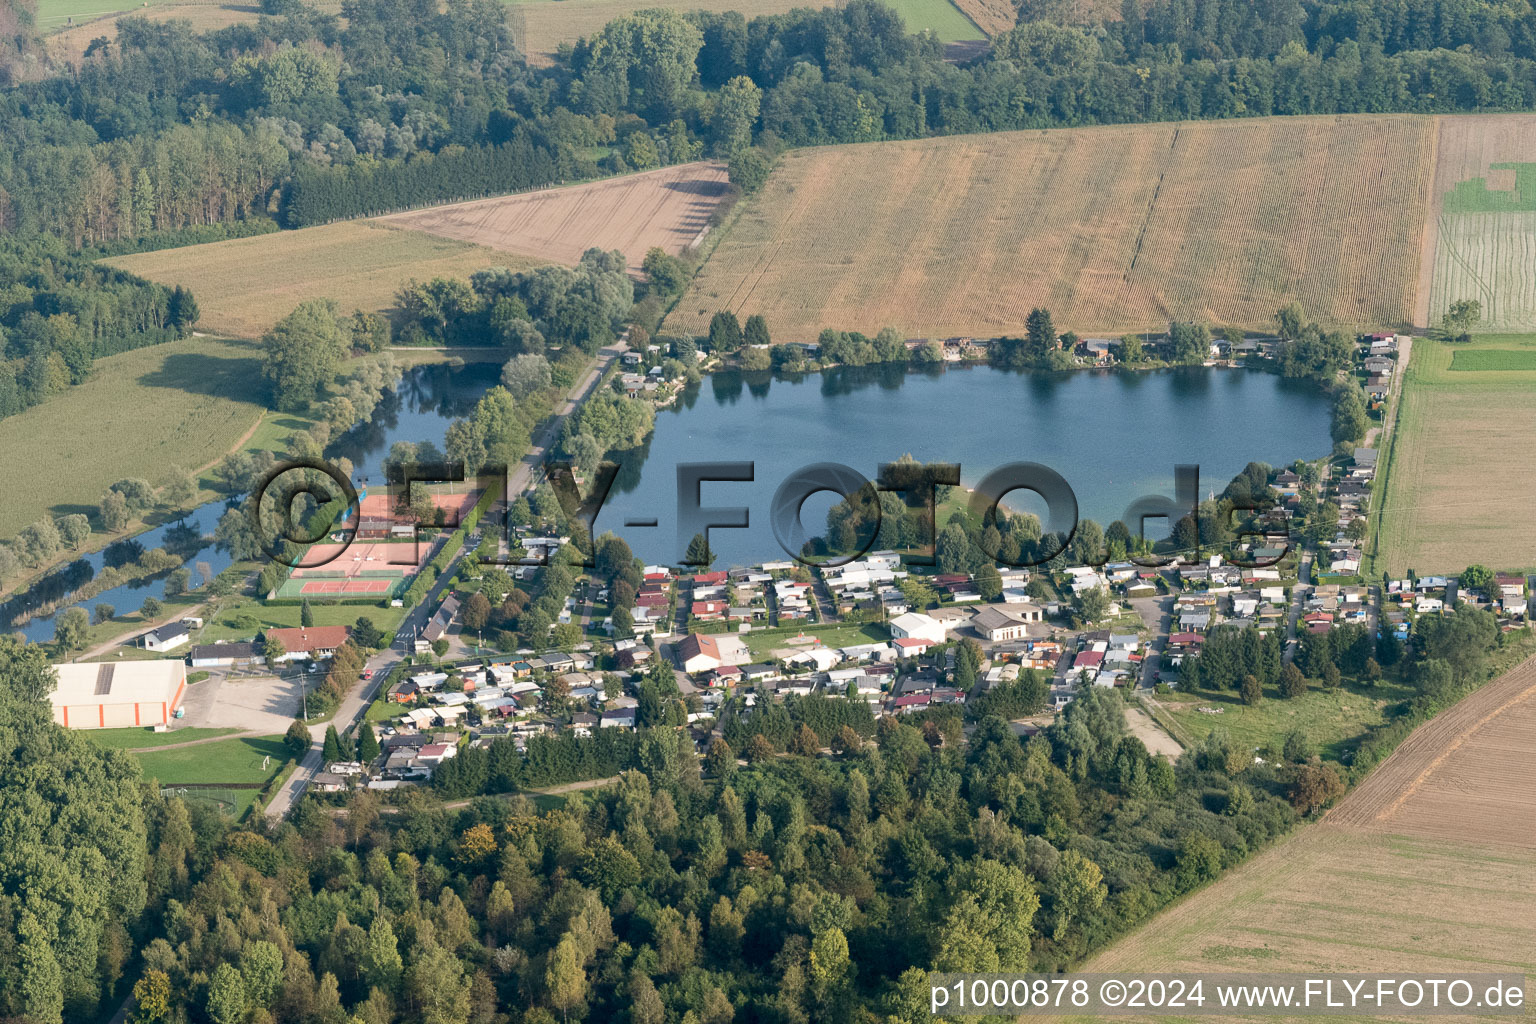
[[377, 162, 730, 276]]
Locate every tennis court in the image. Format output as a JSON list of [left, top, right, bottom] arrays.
[[272, 539, 428, 600], [297, 578, 394, 594]]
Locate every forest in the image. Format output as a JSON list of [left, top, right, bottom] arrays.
[[1, 627, 1308, 1024], [7, 0, 1536, 244]]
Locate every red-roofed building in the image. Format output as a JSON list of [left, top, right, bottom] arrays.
[[692, 601, 726, 621], [893, 693, 932, 712], [676, 633, 723, 675], [692, 571, 728, 586], [263, 626, 351, 662], [1073, 651, 1104, 669], [891, 636, 934, 655], [1166, 632, 1205, 648], [636, 592, 669, 608]]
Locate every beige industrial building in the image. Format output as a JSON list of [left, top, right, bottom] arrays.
[[50, 660, 187, 729]]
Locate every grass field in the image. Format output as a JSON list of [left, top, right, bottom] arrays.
[[36, 0, 180, 30], [1375, 333, 1536, 575], [198, 595, 408, 643], [132, 733, 288, 785], [1155, 678, 1418, 762], [0, 336, 265, 541], [878, 0, 983, 38], [1447, 347, 1536, 370], [379, 162, 731, 276], [668, 115, 1437, 341], [109, 221, 530, 339], [88, 726, 238, 750], [1066, 656, 1536, 1024]]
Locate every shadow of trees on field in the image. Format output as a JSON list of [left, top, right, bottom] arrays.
[[139, 351, 264, 402]]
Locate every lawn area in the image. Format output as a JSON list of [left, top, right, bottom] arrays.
[[132, 734, 288, 785], [1374, 333, 1536, 575], [365, 698, 409, 724], [741, 622, 890, 659], [1155, 677, 1418, 761], [87, 726, 238, 750], [109, 221, 528, 339], [199, 595, 409, 643], [0, 336, 265, 542]]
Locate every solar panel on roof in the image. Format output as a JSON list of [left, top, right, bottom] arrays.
[[94, 664, 115, 695]]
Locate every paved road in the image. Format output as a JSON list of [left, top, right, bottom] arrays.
[[1283, 548, 1314, 664], [1129, 593, 1174, 691], [267, 340, 628, 819]]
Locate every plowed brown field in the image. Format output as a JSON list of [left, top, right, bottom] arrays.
[[377, 162, 730, 277], [667, 116, 1436, 341], [1057, 654, 1536, 1024]]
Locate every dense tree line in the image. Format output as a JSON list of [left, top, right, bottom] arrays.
[[13, 0, 1536, 248], [0, 237, 195, 421]]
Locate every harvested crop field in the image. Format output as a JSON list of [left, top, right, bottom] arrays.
[[669, 116, 1436, 341], [1060, 656, 1536, 1024], [950, 0, 1015, 35], [1375, 334, 1536, 575], [109, 221, 528, 339], [1329, 657, 1536, 848], [378, 162, 730, 276], [1421, 114, 1536, 330]]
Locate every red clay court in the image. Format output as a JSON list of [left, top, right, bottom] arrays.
[[292, 578, 395, 595], [289, 541, 425, 577]]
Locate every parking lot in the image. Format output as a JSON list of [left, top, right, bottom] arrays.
[[178, 669, 307, 734]]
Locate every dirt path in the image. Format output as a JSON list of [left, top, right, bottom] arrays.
[[328, 775, 620, 816], [1125, 705, 1183, 758], [71, 602, 210, 661]]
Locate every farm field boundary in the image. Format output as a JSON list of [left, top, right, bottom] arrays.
[[1057, 655, 1536, 1024], [668, 115, 1437, 341]]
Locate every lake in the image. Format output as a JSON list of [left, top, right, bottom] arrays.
[[6, 361, 503, 642], [594, 363, 1334, 568]]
